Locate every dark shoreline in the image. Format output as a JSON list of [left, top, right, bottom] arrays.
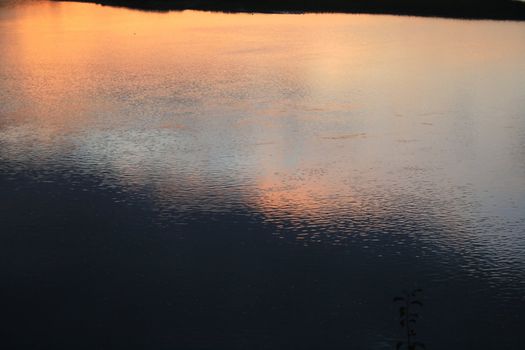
[[58, 0, 525, 20]]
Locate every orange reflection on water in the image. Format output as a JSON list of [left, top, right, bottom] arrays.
[[1, 1, 525, 243]]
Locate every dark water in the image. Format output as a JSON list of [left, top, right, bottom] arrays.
[[1, 2, 525, 349]]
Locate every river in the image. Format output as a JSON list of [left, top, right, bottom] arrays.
[[1, 1, 525, 349]]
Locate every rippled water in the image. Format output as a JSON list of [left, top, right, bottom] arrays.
[[1, 2, 525, 349]]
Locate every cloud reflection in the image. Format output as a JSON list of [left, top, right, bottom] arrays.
[[1, 2, 525, 259]]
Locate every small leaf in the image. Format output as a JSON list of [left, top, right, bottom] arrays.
[[413, 342, 426, 349], [394, 297, 405, 302], [411, 301, 423, 307], [411, 289, 423, 297], [396, 341, 404, 350]]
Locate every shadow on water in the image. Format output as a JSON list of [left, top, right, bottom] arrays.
[[57, 0, 525, 20], [2, 159, 525, 349]]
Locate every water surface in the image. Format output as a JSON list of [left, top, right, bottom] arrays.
[[1, 2, 525, 349]]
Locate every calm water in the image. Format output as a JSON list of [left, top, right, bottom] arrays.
[[1, 1, 525, 349]]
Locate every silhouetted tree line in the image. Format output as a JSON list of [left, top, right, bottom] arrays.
[[60, 0, 525, 20]]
